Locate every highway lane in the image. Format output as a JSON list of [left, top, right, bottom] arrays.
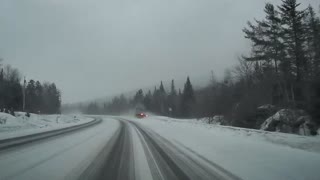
[[82, 117, 241, 180], [0, 117, 120, 180], [0, 118, 101, 150], [0, 116, 241, 180]]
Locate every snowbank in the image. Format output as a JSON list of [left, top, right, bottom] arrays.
[[142, 116, 320, 153], [0, 113, 94, 140], [0, 113, 19, 125], [132, 116, 320, 180]]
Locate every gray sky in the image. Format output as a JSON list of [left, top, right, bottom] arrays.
[[0, 0, 319, 103]]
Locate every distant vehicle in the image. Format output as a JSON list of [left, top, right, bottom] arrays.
[[135, 103, 147, 118], [136, 112, 147, 118]]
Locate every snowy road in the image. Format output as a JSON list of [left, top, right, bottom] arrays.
[[81, 118, 241, 180], [0, 117, 119, 180], [1, 116, 319, 180], [0, 117, 241, 180]]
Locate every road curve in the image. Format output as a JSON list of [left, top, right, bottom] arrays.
[[82, 118, 242, 180], [80, 120, 135, 180], [0, 117, 119, 180], [0, 117, 242, 180]]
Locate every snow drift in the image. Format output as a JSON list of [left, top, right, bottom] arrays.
[[0, 112, 93, 140]]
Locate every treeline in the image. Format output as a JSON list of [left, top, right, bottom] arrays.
[[25, 80, 61, 114], [0, 61, 61, 114], [84, 78, 195, 117], [0, 64, 22, 111], [85, 95, 130, 115], [85, 0, 320, 128], [132, 78, 195, 118]]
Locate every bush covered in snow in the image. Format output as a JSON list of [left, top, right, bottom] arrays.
[[260, 109, 318, 136], [253, 104, 278, 128]]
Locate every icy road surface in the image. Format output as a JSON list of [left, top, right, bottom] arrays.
[[0, 116, 320, 180]]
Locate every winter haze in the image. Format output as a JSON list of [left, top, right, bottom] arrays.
[[0, 0, 318, 103]]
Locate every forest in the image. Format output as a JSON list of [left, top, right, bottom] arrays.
[[83, 0, 320, 130], [0, 60, 61, 114]]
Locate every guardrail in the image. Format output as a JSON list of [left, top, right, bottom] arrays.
[[0, 117, 102, 150]]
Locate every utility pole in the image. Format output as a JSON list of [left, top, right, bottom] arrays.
[[22, 76, 26, 112]]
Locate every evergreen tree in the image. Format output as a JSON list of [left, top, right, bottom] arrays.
[[181, 77, 195, 118], [0, 68, 4, 109], [305, 5, 320, 77], [278, 0, 307, 82], [35, 81, 43, 113], [306, 5, 320, 124], [159, 81, 165, 94], [168, 80, 178, 117], [26, 80, 36, 112], [0, 69, 3, 82], [261, 3, 287, 74], [170, 79, 177, 96], [42, 83, 61, 114], [243, 3, 290, 105], [134, 89, 144, 105], [152, 86, 160, 113], [49, 83, 61, 114], [5, 81, 22, 111], [158, 81, 167, 114], [143, 90, 152, 111]]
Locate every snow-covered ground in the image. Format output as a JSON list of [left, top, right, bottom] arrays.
[[0, 112, 94, 140], [1, 115, 319, 180], [153, 116, 320, 153], [128, 116, 320, 180]]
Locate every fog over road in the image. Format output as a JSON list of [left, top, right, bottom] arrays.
[[0, 117, 241, 180]]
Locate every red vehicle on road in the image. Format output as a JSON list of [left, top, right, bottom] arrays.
[[136, 112, 147, 118], [135, 104, 147, 118]]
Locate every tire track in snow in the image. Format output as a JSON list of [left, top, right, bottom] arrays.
[[84, 117, 241, 180], [127, 119, 242, 180], [132, 125, 166, 180], [130, 121, 190, 180], [80, 120, 135, 180]]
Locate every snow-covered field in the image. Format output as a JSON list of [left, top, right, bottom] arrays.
[[129, 116, 320, 180], [0, 112, 93, 140]]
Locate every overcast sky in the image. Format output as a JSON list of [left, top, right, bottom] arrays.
[[0, 0, 319, 103]]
